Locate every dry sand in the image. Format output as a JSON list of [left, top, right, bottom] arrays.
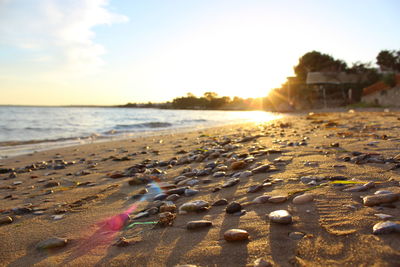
[[0, 111, 399, 267]]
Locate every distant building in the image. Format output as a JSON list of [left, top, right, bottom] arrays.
[[306, 72, 364, 108], [362, 74, 400, 107]]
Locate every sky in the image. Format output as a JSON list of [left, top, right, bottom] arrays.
[[1, 0, 400, 105]]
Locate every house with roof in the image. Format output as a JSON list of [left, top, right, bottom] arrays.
[[362, 74, 400, 106]]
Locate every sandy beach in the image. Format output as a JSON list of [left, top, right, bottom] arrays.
[[0, 110, 400, 267]]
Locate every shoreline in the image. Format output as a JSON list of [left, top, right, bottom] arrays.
[[0, 110, 399, 266], [0, 112, 284, 159]]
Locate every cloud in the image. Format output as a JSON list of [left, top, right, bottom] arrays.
[[0, 0, 128, 73]]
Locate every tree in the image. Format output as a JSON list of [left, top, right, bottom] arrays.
[[376, 50, 400, 71], [294, 51, 347, 81]]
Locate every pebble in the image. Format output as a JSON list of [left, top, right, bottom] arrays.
[[343, 182, 375, 192], [154, 193, 168, 201], [251, 164, 271, 173], [184, 188, 199, 197], [374, 213, 393, 220], [222, 178, 240, 188], [268, 210, 292, 224], [166, 194, 180, 201], [36, 237, 68, 250], [226, 202, 242, 214], [374, 190, 393, 195], [247, 184, 263, 193], [212, 199, 228, 206], [179, 200, 210, 213], [231, 161, 246, 170], [52, 214, 65, 220], [44, 181, 61, 188], [12, 207, 32, 215], [268, 196, 287, 203], [223, 229, 249, 241], [186, 179, 200, 187], [186, 220, 212, 230], [292, 194, 314, 204], [372, 221, 400, 234], [213, 171, 226, 178], [12, 181, 22, 185], [239, 171, 253, 178], [363, 193, 398, 206], [167, 187, 187, 195], [253, 258, 273, 267], [253, 195, 271, 204], [0, 216, 13, 225]]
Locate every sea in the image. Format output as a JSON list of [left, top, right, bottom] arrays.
[[0, 106, 280, 158]]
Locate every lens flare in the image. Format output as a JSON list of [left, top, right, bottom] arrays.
[[63, 180, 164, 263]]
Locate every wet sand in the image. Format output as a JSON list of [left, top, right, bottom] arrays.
[[0, 111, 399, 267]]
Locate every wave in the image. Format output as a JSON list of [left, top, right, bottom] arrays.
[[114, 122, 173, 130], [179, 119, 207, 123]]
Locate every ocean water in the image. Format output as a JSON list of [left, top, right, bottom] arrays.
[[0, 106, 280, 158]]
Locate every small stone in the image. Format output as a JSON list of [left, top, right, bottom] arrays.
[[128, 177, 148, 185], [52, 214, 65, 220], [253, 258, 273, 267], [239, 171, 253, 178], [222, 178, 240, 188], [0, 216, 13, 225], [184, 188, 199, 197], [166, 194, 180, 201], [374, 213, 393, 220], [363, 193, 398, 206], [292, 194, 314, 204], [372, 221, 400, 234], [179, 200, 210, 213], [288, 232, 305, 240], [44, 181, 60, 188], [343, 182, 375, 192], [247, 184, 263, 193], [268, 210, 292, 224], [213, 171, 226, 178], [36, 237, 68, 250], [167, 187, 187, 195], [226, 202, 242, 214], [186, 179, 200, 186], [231, 161, 246, 170], [253, 195, 271, 204], [212, 199, 228, 206], [109, 172, 125, 179], [268, 196, 287, 203], [374, 190, 393, 195], [223, 229, 249, 241], [154, 193, 168, 201], [186, 220, 212, 230], [251, 164, 271, 173], [12, 181, 22, 185], [12, 207, 32, 215]]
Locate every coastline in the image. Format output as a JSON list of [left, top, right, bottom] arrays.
[[0, 110, 399, 266]]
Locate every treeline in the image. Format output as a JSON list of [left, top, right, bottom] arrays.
[[171, 92, 264, 110]]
